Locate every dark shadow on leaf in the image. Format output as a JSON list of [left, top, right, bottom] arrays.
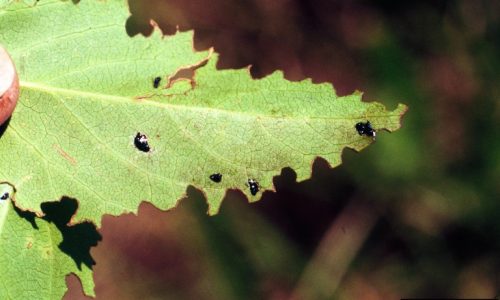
[[41, 197, 102, 270], [0, 117, 11, 140], [13, 201, 38, 230]]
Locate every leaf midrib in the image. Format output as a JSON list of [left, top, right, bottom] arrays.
[[20, 81, 402, 122], [20, 81, 269, 173]]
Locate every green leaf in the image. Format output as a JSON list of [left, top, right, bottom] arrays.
[[0, 0, 407, 297], [0, 0, 407, 225], [0, 183, 95, 299]]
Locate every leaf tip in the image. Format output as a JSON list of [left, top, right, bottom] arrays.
[[394, 103, 409, 130], [353, 89, 364, 97]]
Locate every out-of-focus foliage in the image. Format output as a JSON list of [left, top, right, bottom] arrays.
[[64, 0, 500, 299]]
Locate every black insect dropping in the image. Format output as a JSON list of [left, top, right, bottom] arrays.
[[247, 179, 259, 196], [355, 121, 376, 138], [0, 192, 9, 200], [209, 173, 223, 183], [153, 76, 161, 88], [134, 132, 151, 152]]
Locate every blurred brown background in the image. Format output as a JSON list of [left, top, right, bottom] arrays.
[[65, 0, 500, 299]]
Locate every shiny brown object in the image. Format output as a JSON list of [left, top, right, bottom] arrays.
[[0, 45, 19, 126]]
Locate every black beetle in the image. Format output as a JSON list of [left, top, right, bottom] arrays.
[[247, 179, 259, 196], [355, 121, 376, 138], [153, 76, 161, 88], [209, 173, 223, 183], [134, 132, 151, 152]]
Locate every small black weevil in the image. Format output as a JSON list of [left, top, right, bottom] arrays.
[[247, 179, 259, 196], [209, 173, 223, 183], [355, 121, 376, 138], [153, 76, 161, 88], [134, 132, 151, 152]]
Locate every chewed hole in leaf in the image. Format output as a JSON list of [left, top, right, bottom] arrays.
[[13, 201, 39, 229], [166, 57, 209, 89], [41, 197, 102, 270]]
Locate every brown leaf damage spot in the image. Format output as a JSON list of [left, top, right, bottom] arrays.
[[134, 51, 212, 100], [166, 55, 210, 90], [53, 144, 77, 166]]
